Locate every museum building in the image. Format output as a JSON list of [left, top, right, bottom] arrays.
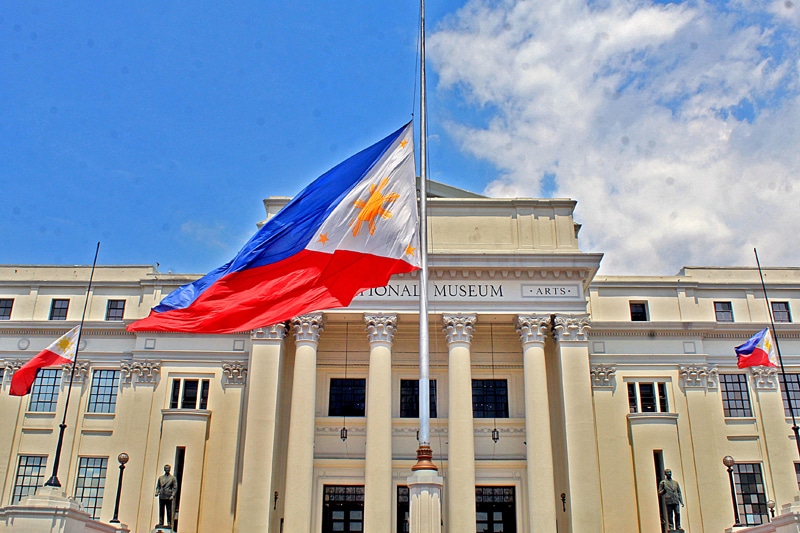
[[1, 183, 799, 533]]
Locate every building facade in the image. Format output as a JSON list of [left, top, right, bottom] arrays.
[[0, 188, 798, 532]]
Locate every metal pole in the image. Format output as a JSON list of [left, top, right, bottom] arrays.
[[754, 248, 800, 460], [45, 242, 100, 488], [413, 0, 435, 471], [724, 456, 742, 527], [110, 452, 129, 523]]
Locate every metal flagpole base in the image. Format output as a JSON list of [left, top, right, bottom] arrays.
[[407, 448, 443, 533]]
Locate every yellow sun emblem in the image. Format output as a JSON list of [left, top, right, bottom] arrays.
[[350, 177, 400, 237], [56, 336, 74, 353]]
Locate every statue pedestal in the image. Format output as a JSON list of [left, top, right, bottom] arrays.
[[406, 470, 443, 533], [151, 527, 174, 533], [0, 487, 129, 532]]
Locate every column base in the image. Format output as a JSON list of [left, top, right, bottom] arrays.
[[407, 470, 443, 533]]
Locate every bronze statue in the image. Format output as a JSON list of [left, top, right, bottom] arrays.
[[658, 468, 683, 531], [155, 464, 179, 528]]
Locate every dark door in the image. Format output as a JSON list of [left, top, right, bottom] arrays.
[[476, 486, 517, 533], [322, 485, 364, 532]]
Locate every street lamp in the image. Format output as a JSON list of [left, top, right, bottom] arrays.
[[723, 455, 742, 527], [110, 452, 129, 524], [767, 499, 776, 520]]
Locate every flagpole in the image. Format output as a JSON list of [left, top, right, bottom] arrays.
[[413, 0, 436, 472], [753, 248, 800, 460], [44, 242, 100, 488]]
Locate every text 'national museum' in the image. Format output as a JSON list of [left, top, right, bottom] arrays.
[[1, 183, 799, 533]]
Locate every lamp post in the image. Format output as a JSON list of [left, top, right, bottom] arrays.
[[110, 452, 129, 524], [723, 456, 741, 527], [767, 499, 776, 520]]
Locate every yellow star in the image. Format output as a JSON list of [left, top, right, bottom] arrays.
[[350, 177, 400, 237], [400, 139, 408, 148], [56, 337, 74, 353], [404, 244, 416, 257], [318, 233, 329, 245]]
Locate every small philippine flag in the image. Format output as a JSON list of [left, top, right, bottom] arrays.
[[9, 325, 81, 396], [735, 328, 779, 369]]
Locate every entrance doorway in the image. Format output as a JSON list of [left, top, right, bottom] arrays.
[[476, 486, 517, 533], [321, 485, 364, 533]]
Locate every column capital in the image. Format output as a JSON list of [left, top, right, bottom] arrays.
[[291, 313, 324, 345], [679, 364, 719, 389], [442, 313, 476, 345], [364, 313, 397, 346], [554, 314, 591, 342], [251, 323, 288, 341], [516, 314, 552, 346], [590, 365, 616, 389], [750, 366, 779, 390]]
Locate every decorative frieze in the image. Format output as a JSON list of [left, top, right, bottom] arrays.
[[252, 323, 288, 341], [222, 362, 248, 385], [750, 366, 778, 390], [442, 314, 476, 345], [291, 313, 324, 344], [516, 314, 552, 346], [62, 361, 90, 384], [679, 365, 719, 389], [364, 313, 397, 345], [590, 365, 616, 389], [553, 314, 591, 342], [120, 360, 161, 384]]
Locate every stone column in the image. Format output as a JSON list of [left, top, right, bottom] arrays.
[[554, 314, 603, 533], [282, 313, 323, 533], [442, 313, 477, 533], [235, 324, 287, 533], [363, 313, 397, 532], [517, 315, 558, 532]]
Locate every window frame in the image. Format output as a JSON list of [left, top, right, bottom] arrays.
[[629, 301, 649, 322], [772, 301, 792, 323], [12, 455, 47, 504], [0, 298, 13, 320], [28, 368, 62, 412], [328, 378, 367, 417], [169, 378, 210, 410], [87, 370, 120, 414], [74, 456, 108, 519], [714, 301, 734, 322], [779, 373, 800, 418], [733, 462, 769, 526], [49, 299, 70, 321], [399, 379, 438, 418], [720, 373, 753, 417], [626, 381, 669, 413], [105, 300, 126, 321], [472, 379, 510, 419]]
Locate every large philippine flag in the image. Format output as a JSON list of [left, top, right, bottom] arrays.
[[128, 122, 420, 334], [735, 328, 779, 368], [10, 326, 81, 396]]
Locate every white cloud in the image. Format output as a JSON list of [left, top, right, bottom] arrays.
[[430, 0, 800, 274]]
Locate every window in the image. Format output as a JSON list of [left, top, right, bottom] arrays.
[[12, 455, 47, 504], [49, 299, 69, 320], [400, 379, 437, 418], [74, 457, 108, 519], [472, 379, 509, 419], [0, 298, 13, 320], [397, 486, 409, 533], [476, 487, 517, 533], [715, 301, 734, 322], [795, 463, 800, 490], [733, 463, 769, 526], [322, 485, 364, 533], [87, 370, 120, 413], [627, 382, 669, 413], [105, 300, 126, 321], [772, 302, 792, 323], [721, 374, 752, 417], [29, 368, 61, 412], [328, 378, 366, 417], [169, 378, 210, 409], [629, 302, 649, 321], [779, 374, 800, 418]]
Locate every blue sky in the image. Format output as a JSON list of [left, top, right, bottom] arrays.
[[3, 1, 800, 275]]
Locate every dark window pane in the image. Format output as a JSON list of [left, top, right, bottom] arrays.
[[399, 379, 437, 418], [639, 383, 657, 412], [0, 298, 13, 320], [779, 374, 800, 418], [715, 302, 734, 322], [658, 383, 669, 412], [329, 379, 366, 417], [182, 380, 199, 409], [472, 380, 509, 419], [627, 383, 638, 413], [170, 379, 181, 409], [721, 374, 752, 417], [12, 455, 47, 504], [74, 457, 108, 519], [733, 463, 768, 525], [29, 368, 61, 412], [199, 379, 209, 409], [105, 300, 126, 321], [49, 299, 69, 320], [772, 302, 792, 323], [87, 370, 120, 414], [629, 302, 648, 321]]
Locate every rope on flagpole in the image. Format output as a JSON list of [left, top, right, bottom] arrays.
[[753, 247, 800, 460], [45, 242, 100, 488]]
